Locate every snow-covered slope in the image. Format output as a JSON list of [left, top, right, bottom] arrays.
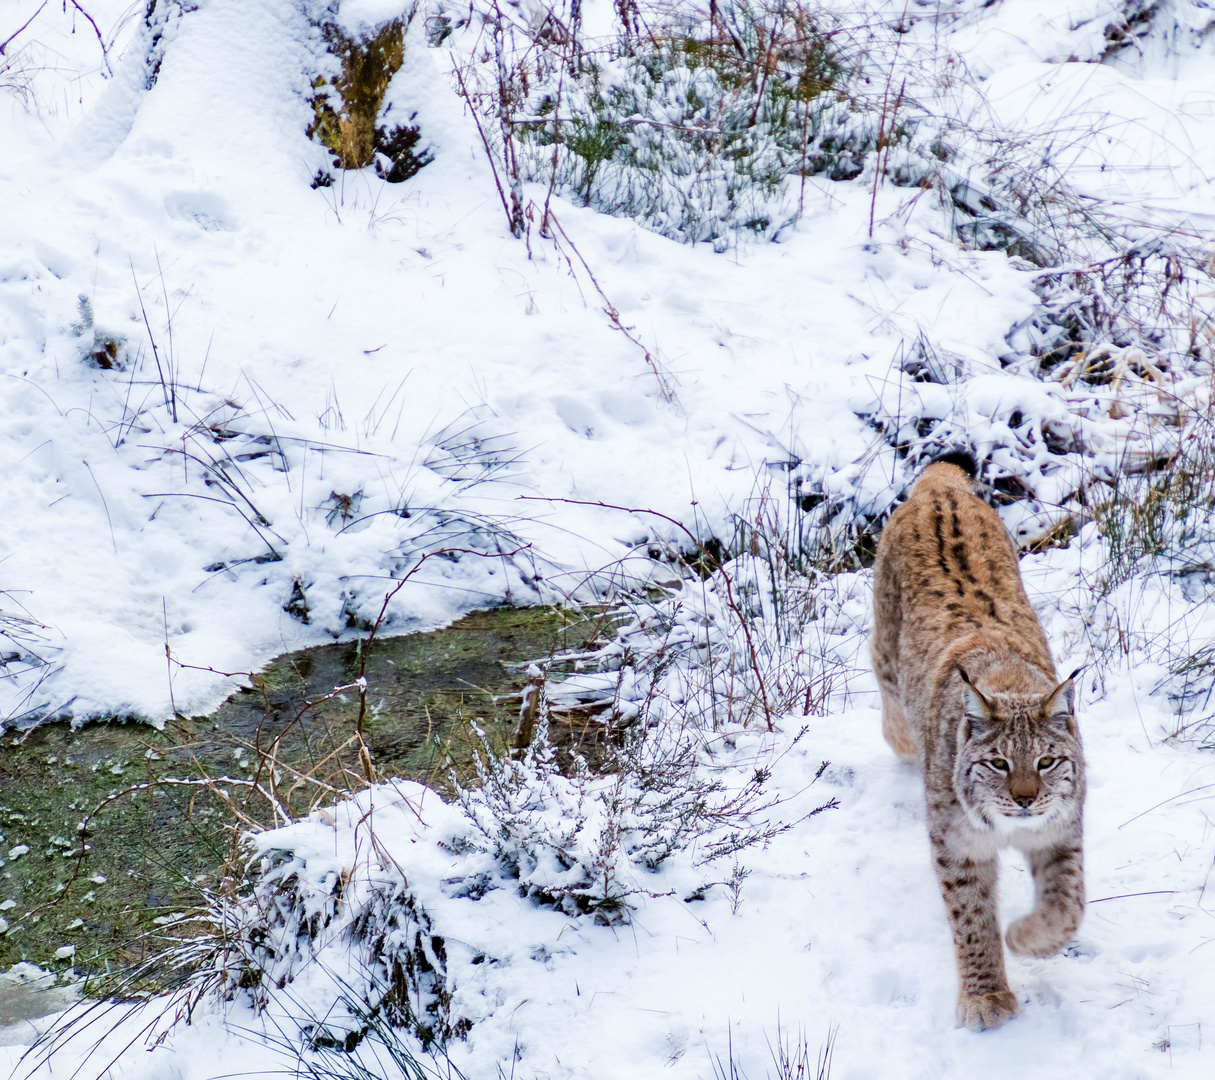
[[0, 0, 1051, 725], [2, 0, 1215, 1076]]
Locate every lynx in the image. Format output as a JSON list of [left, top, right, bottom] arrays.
[[870, 454, 1085, 1031]]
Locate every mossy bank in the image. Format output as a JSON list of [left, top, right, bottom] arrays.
[[0, 606, 602, 984]]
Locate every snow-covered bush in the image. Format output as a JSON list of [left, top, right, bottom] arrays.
[[849, 247, 1215, 552], [607, 556, 866, 726], [453, 681, 820, 922], [448, 0, 893, 246], [161, 787, 474, 1054], [759, 167, 1215, 565], [421, 533, 859, 925], [514, 1, 877, 247], [1099, 0, 1215, 61]]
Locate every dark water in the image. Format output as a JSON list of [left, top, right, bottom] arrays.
[[0, 606, 603, 980]]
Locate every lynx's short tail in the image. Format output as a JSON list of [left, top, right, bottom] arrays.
[[911, 450, 979, 496], [930, 449, 977, 477]]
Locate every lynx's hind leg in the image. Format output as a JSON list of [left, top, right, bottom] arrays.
[[881, 694, 918, 762], [870, 551, 914, 761]]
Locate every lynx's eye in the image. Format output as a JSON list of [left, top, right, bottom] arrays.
[[988, 758, 1010, 773], [1037, 756, 1056, 770]]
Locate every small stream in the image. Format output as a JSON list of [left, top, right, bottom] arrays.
[[0, 606, 603, 990]]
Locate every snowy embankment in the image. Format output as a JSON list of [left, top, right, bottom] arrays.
[[0, 0, 1032, 727], [1, 0, 1215, 1077], [3, 0, 1136, 728]]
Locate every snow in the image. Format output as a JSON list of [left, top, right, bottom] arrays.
[[1, 0, 1215, 1076], [0, 0, 1045, 724], [5, 630, 1214, 1077]]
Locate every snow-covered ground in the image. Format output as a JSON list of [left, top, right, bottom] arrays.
[[2, 0, 1214, 1076], [5, 612, 1214, 1078]]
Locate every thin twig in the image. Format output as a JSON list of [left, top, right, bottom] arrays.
[[0, 1, 47, 56], [453, 64, 516, 236], [130, 257, 176, 421], [544, 209, 678, 403], [66, 1, 113, 76], [350, 542, 530, 779]]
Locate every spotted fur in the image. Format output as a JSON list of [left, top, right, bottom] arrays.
[[871, 460, 1086, 1031]]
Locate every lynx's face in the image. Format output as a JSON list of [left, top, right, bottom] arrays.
[[953, 679, 1084, 833]]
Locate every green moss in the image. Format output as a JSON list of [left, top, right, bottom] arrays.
[[0, 606, 600, 985], [307, 17, 430, 182]]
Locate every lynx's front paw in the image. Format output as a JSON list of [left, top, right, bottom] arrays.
[[956, 990, 1019, 1031], [1006, 910, 1075, 957]]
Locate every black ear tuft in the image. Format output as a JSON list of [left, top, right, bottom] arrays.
[[962, 683, 994, 726], [931, 449, 978, 478], [958, 668, 996, 738], [1045, 677, 1076, 721]]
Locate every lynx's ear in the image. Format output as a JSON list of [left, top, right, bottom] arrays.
[[1044, 669, 1080, 735], [958, 666, 995, 737]]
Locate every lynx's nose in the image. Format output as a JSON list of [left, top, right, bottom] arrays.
[[1010, 778, 1039, 809]]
